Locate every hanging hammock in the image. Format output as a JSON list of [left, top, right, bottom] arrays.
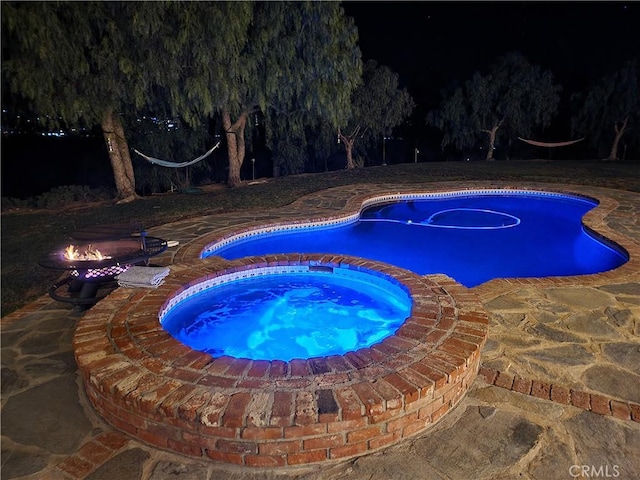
[[134, 142, 221, 168], [518, 137, 584, 148]]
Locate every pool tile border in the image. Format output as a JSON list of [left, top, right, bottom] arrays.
[[199, 188, 601, 258], [73, 254, 489, 468]]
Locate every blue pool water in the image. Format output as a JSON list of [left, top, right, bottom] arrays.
[[205, 192, 628, 288], [161, 270, 412, 361]]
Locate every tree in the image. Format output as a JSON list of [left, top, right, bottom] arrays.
[[152, 1, 362, 186], [571, 58, 639, 161], [427, 52, 561, 160], [143, 2, 254, 187], [2, 2, 155, 202], [120, 2, 253, 187], [254, 2, 362, 180], [338, 60, 415, 169]]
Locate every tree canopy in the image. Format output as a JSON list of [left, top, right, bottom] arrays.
[[250, 2, 363, 180], [2, 2, 172, 201], [571, 58, 639, 161], [2, 1, 363, 195], [149, 1, 363, 185], [426, 52, 561, 160]]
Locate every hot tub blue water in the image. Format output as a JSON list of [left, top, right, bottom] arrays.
[[204, 191, 628, 288], [161, 269, 412, 361]]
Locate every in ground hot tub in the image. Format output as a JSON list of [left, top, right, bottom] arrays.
[[74, 254, 489, 468], [160, 265, 412, 361]]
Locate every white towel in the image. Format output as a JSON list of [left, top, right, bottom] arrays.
[[116, 266, 170, 288]]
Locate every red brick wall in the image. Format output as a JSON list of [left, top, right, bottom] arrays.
[[74, 255, 488, 467]]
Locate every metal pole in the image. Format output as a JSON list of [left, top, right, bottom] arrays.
[[251, 158, 255, 180], [382, 135, 386, 166]]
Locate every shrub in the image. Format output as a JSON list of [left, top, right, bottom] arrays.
[[0, 196, 35, 211], [35, 185, 114, 208], [1, 185, 114, 211]]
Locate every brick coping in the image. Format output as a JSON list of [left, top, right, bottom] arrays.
[[73, 254, 489, 468]]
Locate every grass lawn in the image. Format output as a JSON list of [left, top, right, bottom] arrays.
[[2, 159, 639, 316]]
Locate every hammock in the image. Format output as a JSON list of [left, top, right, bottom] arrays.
[[518, 137, 584, 148], [134, 142, 220, 168]]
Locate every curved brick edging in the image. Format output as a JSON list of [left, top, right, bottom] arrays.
[[73, 254, 488, 468], [478, 367, 640, 423]]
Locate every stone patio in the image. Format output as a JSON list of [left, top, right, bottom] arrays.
[[2, 181, 639, 479]]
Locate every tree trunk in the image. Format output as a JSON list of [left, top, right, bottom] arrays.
[[345, 141, 355, 169], [338, 130, 356, 169], [485, 125, 499, 161], [223, 110, 248, 187], [607, 117, 628, 161], [339, 127, 364, 169], [102, 108, 138, 203]]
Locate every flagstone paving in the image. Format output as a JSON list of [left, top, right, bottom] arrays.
[[2, 181, 639, 479]]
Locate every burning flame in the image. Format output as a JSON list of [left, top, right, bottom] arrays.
[[63, 244, 111, 261]]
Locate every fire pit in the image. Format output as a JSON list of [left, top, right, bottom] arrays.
[[39, 236, 167, 308]]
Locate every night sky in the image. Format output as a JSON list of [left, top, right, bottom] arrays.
[[343, 2, 639, 110]]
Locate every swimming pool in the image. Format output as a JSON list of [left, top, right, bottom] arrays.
[[203, 190, 628, 287]]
